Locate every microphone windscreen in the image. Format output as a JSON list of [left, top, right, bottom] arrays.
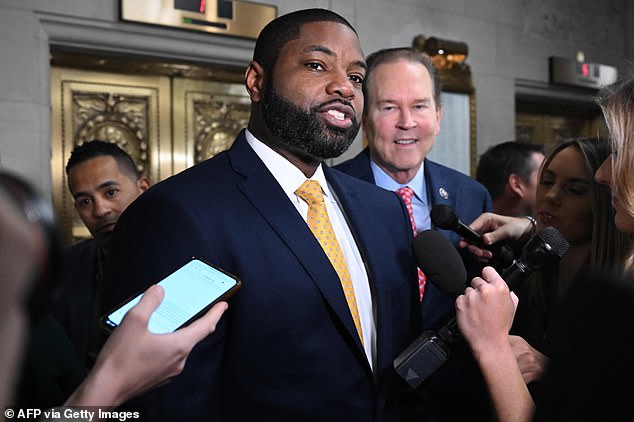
[[538, 226, 570, 258], [412, 230, 467, 297], [430, 204, 458, 230], [509, 226, 571, 281]]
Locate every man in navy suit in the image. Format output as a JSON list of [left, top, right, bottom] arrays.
[[335, 48, 494, 421], [335, 48, 492, 330], [103, 9, 428, 421]]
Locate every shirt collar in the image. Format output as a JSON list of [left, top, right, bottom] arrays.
[[245, 129, 331, 200], [370, 159, 426, 202]]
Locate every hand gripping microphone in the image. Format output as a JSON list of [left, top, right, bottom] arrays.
[[394, 226, 570, 388], [430, 204, 515, 268], [393, 230, 467, 388], [501, 225, 569, 290]]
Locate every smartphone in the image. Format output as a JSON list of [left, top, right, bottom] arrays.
[[101, 257, 241, 334]]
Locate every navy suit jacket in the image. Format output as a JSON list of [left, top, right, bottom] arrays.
[[335, 148, 494, 422], [50, 238, 98, 367], [335, 148, 492, 331], [103, 132, 426, 421]]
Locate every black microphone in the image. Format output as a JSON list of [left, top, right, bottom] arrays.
[[502, 226, 569, 290], [430, 204, 515, 268], [394, 227, 570, 388], [394, 230, 467, 388], [412, 229, 467, 297]]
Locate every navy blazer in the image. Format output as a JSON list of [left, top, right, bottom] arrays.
[[335, 148, 492, 330], [50, 238, 99, 367], [103, 132, 427, 421], [335, 148, 495, 422]]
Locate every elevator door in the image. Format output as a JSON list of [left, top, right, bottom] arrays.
[[515, 94, 605, 153], [516, 112, 603, 153], [51, 66, 250, 244]]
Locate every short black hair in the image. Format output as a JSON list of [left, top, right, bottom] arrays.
[[252, 8, 356, 75], [65, 140, 139, 180], [476, 141, 545, 200], [363, 47, 442, 115]]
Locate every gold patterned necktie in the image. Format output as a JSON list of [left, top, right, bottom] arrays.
[[296, 180, 364, 345], [396, 187, 427, 301]]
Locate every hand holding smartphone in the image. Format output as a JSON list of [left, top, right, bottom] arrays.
[[101, 258, 241, 334]]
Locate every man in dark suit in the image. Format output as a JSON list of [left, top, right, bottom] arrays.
[[103, 9, 427, 421], [51, 140, 150, 369], [335, 48, 494, 422], [335, 48, 492, 330]]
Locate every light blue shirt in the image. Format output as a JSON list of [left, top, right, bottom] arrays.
[[370, 161, 431, 233]]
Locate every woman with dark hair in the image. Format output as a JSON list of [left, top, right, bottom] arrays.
[[455, 77, 634, 422], [509, 137, 631, 381]]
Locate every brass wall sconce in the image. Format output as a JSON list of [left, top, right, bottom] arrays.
[[412, 35, 469, 71], [412, 34, 472, 93]]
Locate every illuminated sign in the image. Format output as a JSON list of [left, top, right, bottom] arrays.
[[549, 56, 617, 89], [121, 0, 277, 39]]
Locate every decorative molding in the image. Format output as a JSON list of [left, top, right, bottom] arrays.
[[73, 92, 150, 175], [193, 97, 249, 163]]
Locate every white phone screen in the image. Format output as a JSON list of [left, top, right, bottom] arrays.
[[104, 258, 239, 334]]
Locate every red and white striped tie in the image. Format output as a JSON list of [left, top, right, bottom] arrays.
[[396, 187, 426, 300]]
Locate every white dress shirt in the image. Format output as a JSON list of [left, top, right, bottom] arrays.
[[245, 130, 376, 369]]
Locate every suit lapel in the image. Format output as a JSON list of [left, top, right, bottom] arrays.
[[228, 135, 367, 355], [327, 168, 397, 367], [425, 159, 453, 209]]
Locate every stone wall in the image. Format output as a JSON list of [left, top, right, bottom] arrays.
[[0, 0, 631, 195]]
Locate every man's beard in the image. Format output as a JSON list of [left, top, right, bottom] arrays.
[[261, 85, 360, 159]]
